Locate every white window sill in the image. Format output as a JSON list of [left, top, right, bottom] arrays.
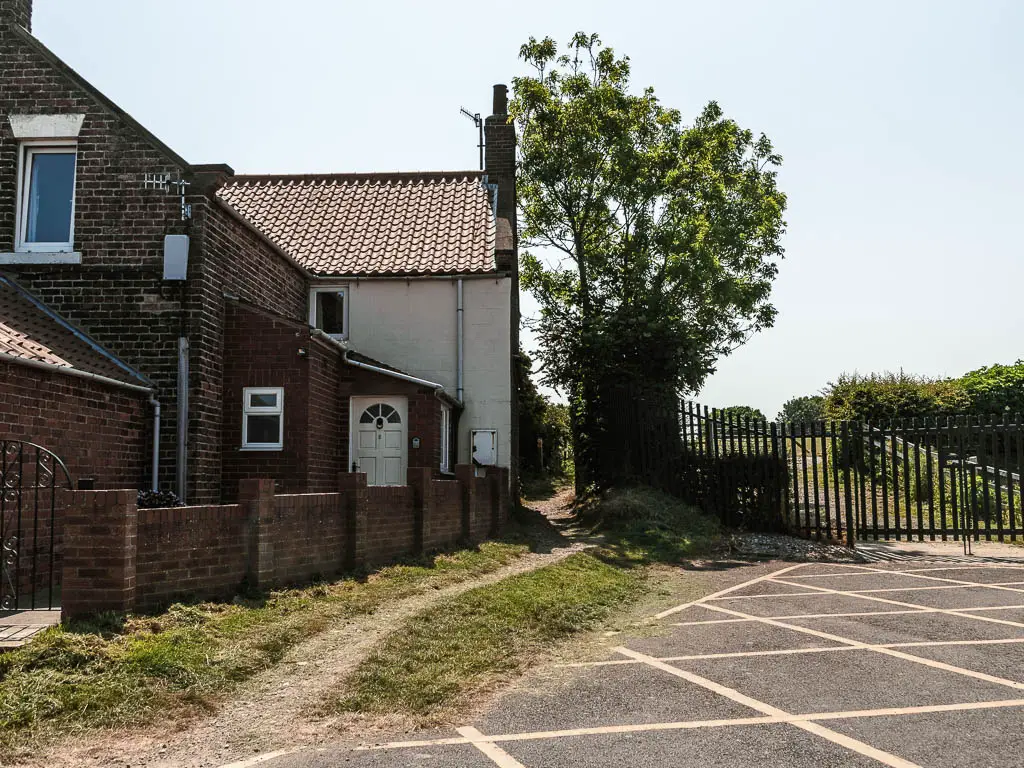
[[0, 252, 82, 265], [239, 446, 284, 452]]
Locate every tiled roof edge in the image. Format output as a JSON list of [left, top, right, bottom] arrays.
[[0, 273, 153, 387], [223, 170, 486, 186], [211, 196, 312, 278]]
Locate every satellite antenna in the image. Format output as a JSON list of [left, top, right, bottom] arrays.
[[459, 107, 483, 170]]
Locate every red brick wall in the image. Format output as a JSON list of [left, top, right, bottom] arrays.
[[61, 465, 507, 618], [187, 199, 308, 502], [0, 25, 190, 493], [134, 503, 249, 611], [0, 360, 148, 488], [306, 339, 344, 491], [423, 477, 464, 551], [62, 489, 137, 619], [221, 302, 310, 499], [269, 492, 347, 584], [0, 24, 311, 503], [362, 485, 415, 566]]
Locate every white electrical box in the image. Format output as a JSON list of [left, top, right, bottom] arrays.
[[163, 235, 190, 280], [471, 429, 498, 467]]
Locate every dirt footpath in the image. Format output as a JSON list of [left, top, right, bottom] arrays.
[[39, 506, 588, 768]]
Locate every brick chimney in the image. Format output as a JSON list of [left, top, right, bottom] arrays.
[[484, 83, 521, 501], [0, 0, 32, 32], [484, 84, 516, 273]]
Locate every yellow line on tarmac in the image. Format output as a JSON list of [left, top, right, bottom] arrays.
[[457, 726, 529, 767], [614, 646, 922, 768]]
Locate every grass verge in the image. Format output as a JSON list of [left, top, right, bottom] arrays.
[[335, 552, 641, 716], [334, 486, 719, 720], [0, 540, 530, 755]]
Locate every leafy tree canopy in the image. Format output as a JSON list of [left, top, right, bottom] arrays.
[[720, 405, 767, 422], [776, 395, 824, 424], [959, 361, 1024, 416], [513, 32, 788, 398]]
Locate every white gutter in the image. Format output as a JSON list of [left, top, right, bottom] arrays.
[[0, 351, 153, 394], [148, 397, 161, 492], [456, 279, 465, 402], [309, 328, 459, 401]]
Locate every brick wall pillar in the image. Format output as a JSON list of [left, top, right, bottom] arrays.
[[407, 467, 434, 555], [339, 472, 368, 569], [239, 478, 275, 591], [61, 489, 137, 621], [455, 464, 478, 542], [491, 467, 511, 534]]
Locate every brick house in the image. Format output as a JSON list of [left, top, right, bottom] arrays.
[[0, 0, 518, 505]]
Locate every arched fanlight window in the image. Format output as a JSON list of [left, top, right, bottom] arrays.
[[359, 403, 401, 430]]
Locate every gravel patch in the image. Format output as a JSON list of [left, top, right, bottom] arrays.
[[726, 532, 866, 562]]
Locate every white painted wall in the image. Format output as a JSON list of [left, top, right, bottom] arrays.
[[344, 277, 512, 469]]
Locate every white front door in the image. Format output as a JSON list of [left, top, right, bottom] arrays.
[[351, 396, 407, 485]]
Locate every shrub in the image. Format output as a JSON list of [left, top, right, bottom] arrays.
[[720, 405, 767, 422], [959, 361, 1024, 416], [776, 395, 824, 424], [823, 372, 969, 423], [137, 489, 183, 509]]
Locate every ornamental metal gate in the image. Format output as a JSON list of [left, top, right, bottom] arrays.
[[1, 441, 72, 611]]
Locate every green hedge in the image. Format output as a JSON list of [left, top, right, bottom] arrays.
[[823, 362, 1024, 422], [823, 373, 968, 422], [959, 361, 1024, 416]]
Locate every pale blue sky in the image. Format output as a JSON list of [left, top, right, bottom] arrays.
[[34, 0, 1024, 417]]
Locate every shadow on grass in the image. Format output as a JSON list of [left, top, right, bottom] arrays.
[[519, 471, 572, 503], [560, 486, 763, 577]]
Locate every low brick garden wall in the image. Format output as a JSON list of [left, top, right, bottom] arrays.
[[60, 465, 509, 619]]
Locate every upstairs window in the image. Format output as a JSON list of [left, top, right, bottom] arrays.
[[440, 405, 452, 473], [309, 286, 348, 339], [18, 143, 77, 252], [242, 387, 284, 450]]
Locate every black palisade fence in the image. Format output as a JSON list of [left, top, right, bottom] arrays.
[[675, 403, 1024, 545]]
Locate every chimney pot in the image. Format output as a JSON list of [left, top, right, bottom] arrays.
[[492, 84, 508, 117]]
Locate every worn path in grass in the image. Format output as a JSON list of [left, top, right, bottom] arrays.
[[30, 511, 589, 768]]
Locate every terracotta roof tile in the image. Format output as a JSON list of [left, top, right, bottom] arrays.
[[216, 172, 497, 277], [0, 276, 149, 388]]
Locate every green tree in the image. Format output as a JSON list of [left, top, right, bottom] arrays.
[[776, 395, 824, 424], [517, 348, 573, 475], [959, 361, 1024, 415], [721, 405, 767, 423], [513, 33, 787, 486]]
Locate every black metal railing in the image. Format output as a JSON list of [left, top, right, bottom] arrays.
[[679, 403, 1024, 546]]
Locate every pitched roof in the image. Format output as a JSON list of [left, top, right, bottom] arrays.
[[216, 172, 497, 277], [0, 275, 151, 389]]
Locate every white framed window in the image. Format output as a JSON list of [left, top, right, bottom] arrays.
[[16, 142, 77, 252], [242, 387, 284, 450], [308, 286, 349, 339], [440, 404, 452, 473]]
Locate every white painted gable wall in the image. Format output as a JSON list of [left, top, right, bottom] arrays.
[[344, 277, 512, 468]]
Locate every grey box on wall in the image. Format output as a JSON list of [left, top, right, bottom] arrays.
[[163, 235, 189, 280]]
